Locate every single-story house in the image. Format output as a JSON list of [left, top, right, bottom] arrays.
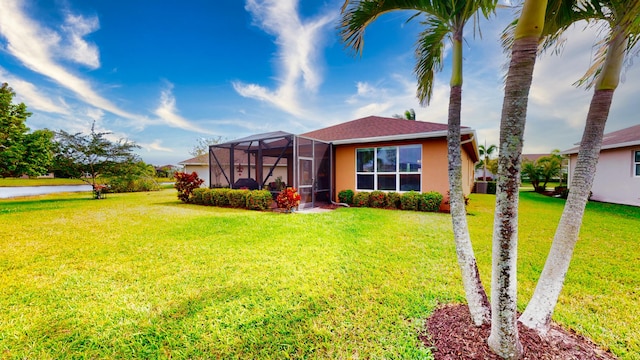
[[562, 124, 640, 207], [206, 115, 479, 209]]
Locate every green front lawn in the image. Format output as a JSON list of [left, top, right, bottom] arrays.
[[0, 190, 638, 358]]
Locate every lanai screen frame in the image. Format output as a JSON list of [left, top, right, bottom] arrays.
[[208, 131, 333, 208]]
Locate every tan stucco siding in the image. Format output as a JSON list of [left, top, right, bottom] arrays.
[[334, 138, 468, 200], [461, 148, 475, 195]]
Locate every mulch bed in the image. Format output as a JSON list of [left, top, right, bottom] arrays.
[[421, 304, 616, 359]]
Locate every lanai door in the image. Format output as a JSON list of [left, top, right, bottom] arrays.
[[298, 157, 314, 209]]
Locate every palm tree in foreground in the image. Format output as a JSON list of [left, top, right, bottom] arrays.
[[487, 0, 549, 356], [519, 0, 640, 334], [340, 0, 496, 326]]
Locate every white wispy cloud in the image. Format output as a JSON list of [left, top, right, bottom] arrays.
[[0, 0, 143, 122], [139, 139, 174, 153], [153, 84, 216, 135], [0, 67, 70, 115], [342, 75, 440, 121], [233, 0, 338, 116], [60, 13, 101, 69]]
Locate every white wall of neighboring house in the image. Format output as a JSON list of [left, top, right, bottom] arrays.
[[568, 146, 640, 206], [182, 164, 209, 186]]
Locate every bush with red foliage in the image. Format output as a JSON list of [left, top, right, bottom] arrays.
[[174, 172, 204, 203], [276, 187, 301, 212]]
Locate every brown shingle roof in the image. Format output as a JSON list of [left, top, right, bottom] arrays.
[[601, 124, 640, 147], [522, 154, 549, 163], [563, 124, 640, 154], [301, 115, 454, 142], [178, 154, 208, 165]]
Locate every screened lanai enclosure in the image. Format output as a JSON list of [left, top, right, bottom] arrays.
[[208, 131, 332, 209]]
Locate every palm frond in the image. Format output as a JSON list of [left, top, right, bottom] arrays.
[[339, 0, 433, 56], [414, 17, 449, 105]]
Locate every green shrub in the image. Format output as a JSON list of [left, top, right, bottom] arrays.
[[228, 189, 249, 208], [246, 190, 273, 211], [338, 189, 354, 205], [174, 172, 204, 203], [191, 188, 207, 205], [352, 192, 370, 207], [108, 177, 160, 193], [212, 188, 230, 207], [386, 192, 402, 209], [202, 189, 215, 206], [487, 181, 497, 195], [400, 191, 421, 211], [369, 191, 387, 208], [419, 191, 443, 212]]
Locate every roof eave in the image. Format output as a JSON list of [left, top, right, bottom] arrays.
[[562, 139, 640, 154], [331, 129, 473, 145]]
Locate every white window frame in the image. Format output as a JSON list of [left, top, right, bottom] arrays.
[[355, 145, 422, 192], [634, 150, 640, 177]]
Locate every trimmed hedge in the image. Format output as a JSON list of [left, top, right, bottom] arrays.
[[338, 189, 446, 213], [228, 189, 249, 208], [369, 191, 387, 208], [212, 188, 230, 207], [187, 188, 273, 211], [191, 188, 207, 204], [352, 192, 370, 207], [337, 189, 354, 205], [401, 191, 421, 211], [246, 190, 273, 211], [419, 191, 443, 212], [386, 192, 401, 209]]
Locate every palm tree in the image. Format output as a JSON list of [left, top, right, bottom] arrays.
[[477, 142, 497, 180], [340, 0, 495, 326], [487, 0, 550, 357], [519, 0, 640, 334]]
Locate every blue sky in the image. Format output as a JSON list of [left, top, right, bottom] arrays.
[[1, 0, 638, 166]]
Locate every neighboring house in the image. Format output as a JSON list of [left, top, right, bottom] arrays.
[[562, 124, 640, 207], [179, 149, 287, 187], [475, 168, 494, 181], [301, 116, 479, 199]]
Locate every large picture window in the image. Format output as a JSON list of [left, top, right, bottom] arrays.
[[634, 150, 640, 177], [356, 145, 421, 191]]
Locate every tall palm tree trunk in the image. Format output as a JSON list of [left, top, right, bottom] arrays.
[[519, 29, 626, 333], [447, 30, 491, 326], [488, 1, 546, 358]]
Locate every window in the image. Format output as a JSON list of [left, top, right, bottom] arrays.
[[356, 145, 421, 191], [635, 150, 640, 177]]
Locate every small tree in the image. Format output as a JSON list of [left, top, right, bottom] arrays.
[[521, 151, 564, 192], [53, 123, 141, 195], [174, 171, 204, 203], [189, 136, 223, 157]]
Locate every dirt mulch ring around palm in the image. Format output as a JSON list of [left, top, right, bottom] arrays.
[[421, 304, 616, 359]]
